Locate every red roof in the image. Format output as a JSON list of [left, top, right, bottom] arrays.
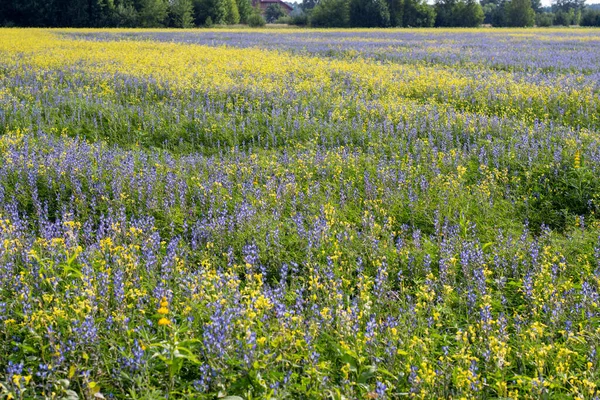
[[256, 0, 294, 10]]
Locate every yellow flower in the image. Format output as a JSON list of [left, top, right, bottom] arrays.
[[157, 307, 169, 315], [160, 297, 169, 308], [158, 317, 171, 326]]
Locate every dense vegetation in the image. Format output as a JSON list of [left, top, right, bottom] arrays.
[[2, 0, 600, 27], [1, 28, 600, 399]]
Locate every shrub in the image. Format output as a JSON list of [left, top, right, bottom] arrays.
[[290, 13, 309, 25], [247, 12, 266, 26], [275, 15, 292, 23], [536, 12, 554, 26]]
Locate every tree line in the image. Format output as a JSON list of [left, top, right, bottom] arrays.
[[298, 0, 599, 27], [0, 0, 258, 27], [1, 0, 599, 27]]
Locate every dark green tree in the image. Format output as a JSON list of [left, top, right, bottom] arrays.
[[192, 0, 211, 24], [435, 0, 483, 26], [114, 0, 139, 26], [434, 0, 456, 25], [402, 0, 435, 26], [264, 3, 284, 21], [461, 0, 484, 26], [349, 0, 390, 27], [51, 0, 90, 26], [387, 0, 403, 26], [310, 0, 349, 25], [581, 9, 600, 26], [505, 0, 534, 26]]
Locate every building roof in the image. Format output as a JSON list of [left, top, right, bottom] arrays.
[[257, 0, 294, 10]]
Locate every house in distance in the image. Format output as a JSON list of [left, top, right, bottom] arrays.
[[252, 0, 294, 15]]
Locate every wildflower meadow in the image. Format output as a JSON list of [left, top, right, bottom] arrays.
[[1, 28, 600, 399]]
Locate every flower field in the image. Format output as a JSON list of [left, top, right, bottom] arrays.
[[1, 28, 600, 399]]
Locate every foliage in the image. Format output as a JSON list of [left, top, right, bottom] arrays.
[[580, 8, 600, 25], [401, 0, 436, 26], [225, 0, 240, 24], [1, 27, 600, 399], [290, 12, 309, 25], [552, 0, 585, 12], [505, 0, 535, 26], [535, 11, 554, 26], [349, 0, 390, 27], [301, 0, 319, 10], [236, 0, 253, 23], [435, 0, 484, 26], [264, 3, 284, 22], [0, 0, 574, 27], [138, 0, 169, 27], [169, 0, 195, 27], [310, 0, 350, 26], [247, 9, 266, 25], [553, 8, 576, 24]]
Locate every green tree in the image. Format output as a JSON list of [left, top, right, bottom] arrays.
[[461, 0, 484, 26], [169, 0, 195, 26], [581, 9, 600, 26], [236, 0, 253, 22], [138, 0, 168, 26], [387, 0, 403, 26], [535, 11, 554, 26], [349, 0, 390, 27], [310, 0, 349, 25], [435, 0, 483, 26], [210, 0, 228, 23], [192, 0, 211, 24], [88, 0, 117, 26], [265, 3, 284, 22], [247, 6, 266, 25], [403, 0, 435, 26], [552, 0, 585, 12], [51, 0, 90, 26], [553, 8, 575, 24], [301, 0, 319, 10], [114, 0, 139, 26], [505, 0, 534, 26], [434, 0, 456, 25], [225, 0, 240, 23]]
